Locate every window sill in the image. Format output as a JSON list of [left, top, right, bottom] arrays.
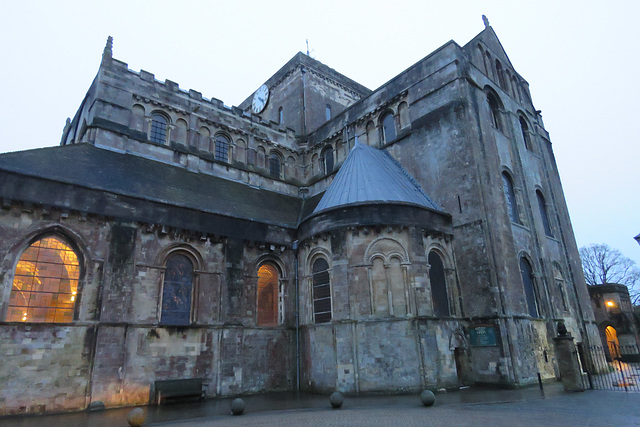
[[510, 221, 530, 232]]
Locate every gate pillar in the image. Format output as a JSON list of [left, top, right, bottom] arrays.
[[553, 322, 585, 392]]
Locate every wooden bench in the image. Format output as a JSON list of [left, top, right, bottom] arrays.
[[154, 378, 205, 405]]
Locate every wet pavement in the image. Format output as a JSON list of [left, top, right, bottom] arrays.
[[1, 382, 639, 426]]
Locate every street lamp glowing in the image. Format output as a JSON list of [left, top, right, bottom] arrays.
[[606, 300, 615, 308]]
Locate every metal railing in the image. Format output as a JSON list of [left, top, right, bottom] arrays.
[[581, 344, 640, 392]]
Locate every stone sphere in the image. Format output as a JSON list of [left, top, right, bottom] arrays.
[[231, 398, 246, 415], [329, 391, 344, 409], [420, 390, 436, 407], [127, 407, 146, 427]]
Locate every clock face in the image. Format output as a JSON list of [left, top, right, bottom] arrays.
[[252, 84, 269, 114]]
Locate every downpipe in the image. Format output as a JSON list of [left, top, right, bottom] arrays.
[[293, 240, 300, 391]]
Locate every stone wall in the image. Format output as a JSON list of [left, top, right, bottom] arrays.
[[0, 27, 601, 416], [0, 325, 93, 414], [0, 206, 296, 415]]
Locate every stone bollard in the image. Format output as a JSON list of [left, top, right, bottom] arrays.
[[553, 322, 585, 392], [231, 398, 246, 415], [127, 407, 146, 426], [420, 390, 436, 407], [329, 391, 344, 409]]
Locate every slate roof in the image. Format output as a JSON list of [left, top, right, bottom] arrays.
[[0, 144, 302, 228], [311, 142, 443, 217]]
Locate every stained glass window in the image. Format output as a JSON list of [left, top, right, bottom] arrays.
[[257, 264, 279, 326], [312, 258, 331, 323], [7, 236, 80, 323], [161, 254, 193, 325]]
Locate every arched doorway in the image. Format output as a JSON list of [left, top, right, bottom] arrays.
[[605, 326, 620, 360]]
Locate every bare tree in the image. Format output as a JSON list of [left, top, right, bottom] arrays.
[[579, 243, 640, 304]]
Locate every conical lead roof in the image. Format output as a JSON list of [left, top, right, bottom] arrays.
[[312, 142, 442, 216]]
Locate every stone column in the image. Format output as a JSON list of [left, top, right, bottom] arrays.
[[553, 323, 585, 392]]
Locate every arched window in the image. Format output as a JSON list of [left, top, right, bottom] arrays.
[[519, 257, 539, 318], [519, 116, 533, 151], [502, 172, 519, 224], [322, 146, 334, 174], [150, 113, 168, 144], [536, 190, 553, 237], [278, 107, 283, 125], [496, 60, 506, 89], [428, 251, 450, 317], [215, 134, 230, 163], [7, 236, 80, 323], [257, 264, 279, 326], [325, 104, 331, 121], [269, 152, 282, 178], [486, 90, 503, 131], [502, 69, 512, 93], [477, 45, 487, 74], [160, 253, 194, 325], [312, 258, 332, 323], [381, 113, 396, 143], [485, 52, 494, 79]]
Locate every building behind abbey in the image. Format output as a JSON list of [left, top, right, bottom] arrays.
[[0, 22, 600, 415]]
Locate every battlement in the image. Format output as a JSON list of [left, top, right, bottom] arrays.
[[100, 38, 296, 138]]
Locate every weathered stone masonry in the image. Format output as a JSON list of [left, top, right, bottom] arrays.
[[0, 23, 600, 415]]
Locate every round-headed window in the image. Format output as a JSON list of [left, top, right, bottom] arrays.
[[8, 236, 80, 323]]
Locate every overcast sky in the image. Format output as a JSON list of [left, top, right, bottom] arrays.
[[0, 1, 638, 267]]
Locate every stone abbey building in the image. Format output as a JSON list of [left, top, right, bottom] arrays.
[[0, 22, 600, 415]]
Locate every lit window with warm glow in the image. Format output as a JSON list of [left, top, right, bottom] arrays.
[[7, 236, 80, 323], [257, 264, 279, 326]]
